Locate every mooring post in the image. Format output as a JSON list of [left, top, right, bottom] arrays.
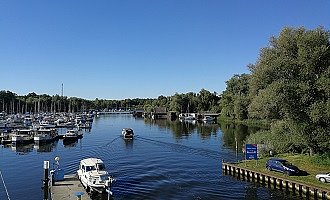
[[298, 184, 302, 196], [292, 182, 296, 194], [306, 186, 309, 198], [313, 188, 318, 199], [285, 181, 288, 191], [237, 168, 241, 179], [267, 176, 271, 188], [43, 161, 50, 200], [321, 191, 326, 199]]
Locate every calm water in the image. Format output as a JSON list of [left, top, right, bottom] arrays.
[[0, 115, 301, 200]]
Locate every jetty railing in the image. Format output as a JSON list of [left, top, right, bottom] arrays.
[[222, 161, 330, 200]]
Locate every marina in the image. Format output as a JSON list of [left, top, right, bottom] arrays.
[[0, 112, 93, 145]]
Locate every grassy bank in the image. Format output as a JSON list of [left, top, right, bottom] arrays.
[[235, 154, 330, 191]]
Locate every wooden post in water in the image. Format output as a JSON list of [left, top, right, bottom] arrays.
[[43, 161, 49, 200]]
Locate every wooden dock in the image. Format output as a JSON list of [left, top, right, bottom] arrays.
[[222, 161, 330, 200], [50, 174, 91, 200]]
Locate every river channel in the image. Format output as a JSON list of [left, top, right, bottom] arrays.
[[0, 114, 301, 200]]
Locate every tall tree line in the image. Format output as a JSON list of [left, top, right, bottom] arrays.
[[0, 91, 95, 113], [0, 89, 220, 114]]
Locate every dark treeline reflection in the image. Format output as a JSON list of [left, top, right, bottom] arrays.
[[143, 119, 264, 150], [220, 122, 264, 153], [143, 119, 219, 140]]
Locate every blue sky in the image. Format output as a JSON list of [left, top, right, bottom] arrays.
[[1, 0, 329, 100]]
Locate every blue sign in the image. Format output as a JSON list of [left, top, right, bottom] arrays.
[[245, 144, 258, 160]]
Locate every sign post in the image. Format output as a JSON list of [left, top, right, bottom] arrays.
[[245, 144, 258, 166]]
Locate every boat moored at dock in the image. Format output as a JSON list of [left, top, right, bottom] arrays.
[[11, 129, 34, 144], [34, 128, 58, 143], [77, 158, 115, 194]]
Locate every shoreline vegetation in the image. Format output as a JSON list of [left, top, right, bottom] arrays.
[[218, 117, 272, 129], [1, 26, 329, 158]]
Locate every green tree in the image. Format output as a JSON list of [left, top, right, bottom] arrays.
[[247, 27, 330, 154], [220, 74, 250, 120]]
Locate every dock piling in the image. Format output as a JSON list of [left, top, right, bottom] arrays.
[[43, 161, 49, 200]]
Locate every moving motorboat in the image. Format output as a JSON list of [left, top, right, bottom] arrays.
[[122, 128, 134, 139], [77, 158, 115, 194]]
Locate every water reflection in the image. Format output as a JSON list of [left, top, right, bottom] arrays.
[[143, 119, 264, 152], [219, 122, 263, 153], [4, 141, 59, 154], [123, 139, 133, 149], [63, 139, 79, 148], [11, 143, 34, 154], [34, 141, 58, 152], [143, 119, 219, 140]]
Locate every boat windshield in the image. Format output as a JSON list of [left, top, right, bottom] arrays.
[[97, 164, 105, 170], [86, 166, 96, 171]]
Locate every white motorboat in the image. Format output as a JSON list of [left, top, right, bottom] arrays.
[[77, 158, 115, 194], [122, 128, 134, 139], [34, 128, 58, 143], [179, 113, 196, 121], [62, 129, 82, 140], [39, 120, 56, 128], [202, 116, 215, 122]]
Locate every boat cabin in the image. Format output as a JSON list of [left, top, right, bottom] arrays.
[[122, 128, 134, 139], [80, 158, 105, 171]]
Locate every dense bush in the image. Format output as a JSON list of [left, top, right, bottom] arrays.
[[245, 120, 308, 156], [311, 153, 330, 166]]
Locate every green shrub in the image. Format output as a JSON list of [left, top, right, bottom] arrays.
[[244, 120, 308, 155], [311, 153, 330, 166]]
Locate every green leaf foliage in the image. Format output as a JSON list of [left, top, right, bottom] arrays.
[[244, 26, 330, 154]]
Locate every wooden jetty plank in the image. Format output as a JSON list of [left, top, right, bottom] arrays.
[[50, 174, 90, 200]]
